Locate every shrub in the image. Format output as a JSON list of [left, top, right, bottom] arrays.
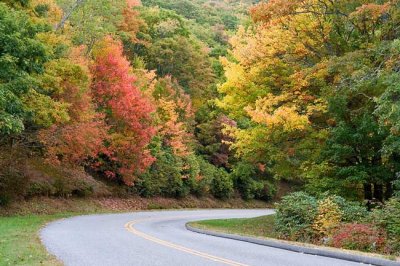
[[329, 195, 369, 222], [26, 180, 55, 197], [136, 171, 163, 197], [189, 157, 213, 197], [236, 176, 264, 200], [168, 176, 190, 198], [231, 162, 274, 200], [275, 192, 318, 241], [0, 168, 27, 206], [312, 197, 342, 237], [70, 178, 95, 197], [372, 198, 400, 254], [211, 168, 233, 199], [136, 148, 190, 198], [53, 177, 74, 197], [22, 158, 108, 198], [137, 163, 188, 198], [331, 223, 386, 252]]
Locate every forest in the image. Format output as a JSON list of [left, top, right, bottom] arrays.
[[1, 0, 400, 259], [1, 0, 400, 204]]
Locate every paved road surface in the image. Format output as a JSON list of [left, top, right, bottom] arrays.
[[41, 209, 361, 266]]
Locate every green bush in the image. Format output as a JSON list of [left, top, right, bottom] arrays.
[[275, 192, 370, 242], [137, 149, 235, 199], [274, 191, 400, 255], [167, 175, 189, 198], [136, 148, 190, 198], [372, 198, 400, 254], [329, 195, 369, 222], [189, 157, 214, 197], [275, 191, 318, 241], [138, 162, 186, 198], [238, 177, 264, 200], [136, 171, 163, 197], [50, 178, 94, 198], [211, 168, 233, 199], [231, 162, 274, 200], [180, 154, 202, 196], [53, 177, 73, 197]]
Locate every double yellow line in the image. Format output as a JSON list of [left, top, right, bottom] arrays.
[[125, 216, 248, 266]]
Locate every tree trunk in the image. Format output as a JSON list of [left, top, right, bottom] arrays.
[[364, 183, 372, 200], [373, 183, 383, 202], [385, 181, 393, 200]]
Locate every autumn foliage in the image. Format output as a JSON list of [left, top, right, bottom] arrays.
[[38, 55, 108, 166], [152, 77, 194, 157], [332, 223, 387, 252], [2, 0, 400, 239], [91, 36, 156, 185]]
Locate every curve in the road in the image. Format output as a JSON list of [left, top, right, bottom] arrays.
[[125, 216, 246, 266], [40, 209, 369, 266]]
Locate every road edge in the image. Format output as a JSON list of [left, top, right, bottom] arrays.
[[185, 223, 399, 266]]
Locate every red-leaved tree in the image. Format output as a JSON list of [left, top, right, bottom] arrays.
[[91, 36, 156, 185]]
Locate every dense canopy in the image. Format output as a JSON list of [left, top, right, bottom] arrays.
[[0, 0, 399, 205]]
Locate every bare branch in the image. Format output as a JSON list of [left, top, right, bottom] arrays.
[[55, 0, 85, 31]]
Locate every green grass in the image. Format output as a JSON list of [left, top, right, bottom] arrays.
[[0, 213, 76, 266], [189, 214, 277, 238]]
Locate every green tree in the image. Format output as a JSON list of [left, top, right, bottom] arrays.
[[0, 3, 51, 135]]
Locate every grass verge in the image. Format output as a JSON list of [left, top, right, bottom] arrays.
[[189, 214, 277, 238], [0, 213, 76, 266]]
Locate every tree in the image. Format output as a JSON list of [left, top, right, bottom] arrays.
[[217, 1, 328, 181], [146, 35, 215, 105], [152, 77, 194, 157], [38, 57, 108, 166], [0, 3, 50, 135], [196, 103, 236, 169], [91, 36, 155, 185], [219, 0, 400, 200], [132, 6, 215, 106], [55, 0, 128, 52]]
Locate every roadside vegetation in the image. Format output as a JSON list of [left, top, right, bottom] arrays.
[[275, 192, 400, 256], [192, 192, 400, 258]]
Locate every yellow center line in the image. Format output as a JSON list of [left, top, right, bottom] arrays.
[[124, 216, 248, 266]]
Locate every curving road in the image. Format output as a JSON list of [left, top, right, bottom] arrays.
[[41, 209, 360, 266]]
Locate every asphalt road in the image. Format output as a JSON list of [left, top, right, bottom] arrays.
[[41, 209, 361, 266]]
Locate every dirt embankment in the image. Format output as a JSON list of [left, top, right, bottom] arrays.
[[0, 196, 271, 216]]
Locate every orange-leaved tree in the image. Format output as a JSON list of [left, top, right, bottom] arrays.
[[91, 36, 156, 185]]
